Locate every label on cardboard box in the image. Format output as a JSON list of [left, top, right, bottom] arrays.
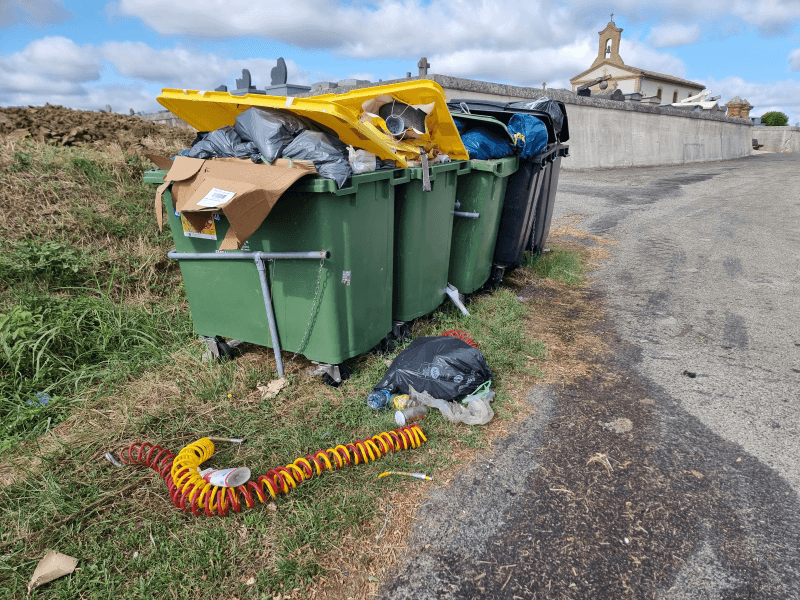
[[181, 214, 217, 240], [197, 187, 236, 208]]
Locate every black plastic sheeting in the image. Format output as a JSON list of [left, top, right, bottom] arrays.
[[234, 107, 310, 164], [509, 97, 564, 135], [372, 336, 492, 400], [186, 126, 260, 161], [282, 131, 352, 188]]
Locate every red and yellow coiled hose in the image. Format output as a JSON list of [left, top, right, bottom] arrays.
[[119, 424, 426, 517]]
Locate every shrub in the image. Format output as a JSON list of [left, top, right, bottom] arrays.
[[761, 111, 789, 127]]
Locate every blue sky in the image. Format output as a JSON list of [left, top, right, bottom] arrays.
[[2, 0, 799, 123]]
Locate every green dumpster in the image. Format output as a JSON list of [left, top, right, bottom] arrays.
[[392, 160, 469, 322], [449, 156, 519, 294], [145, 168, 404, 366]]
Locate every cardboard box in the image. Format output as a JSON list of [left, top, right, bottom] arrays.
[[149, 155, 316, 249]]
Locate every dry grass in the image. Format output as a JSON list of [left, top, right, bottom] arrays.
[[309, 220, 613, 600]]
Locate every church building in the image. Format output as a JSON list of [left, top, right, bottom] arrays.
[[570, 17, 705, 103]]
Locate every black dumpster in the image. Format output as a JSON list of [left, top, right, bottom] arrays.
[[449, 99, 569, 282]]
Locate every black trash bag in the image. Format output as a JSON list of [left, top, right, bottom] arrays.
[[186, 126, 260, 160], [282, 130, 352, 188], [234, 107, 310, 164], [510, 97, 564, 134], [372, 336, 492, 400]]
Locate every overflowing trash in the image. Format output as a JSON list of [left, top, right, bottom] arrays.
[[186, 126, 260, 161], [459, 127, 514, 160], [408, 384, 495, 426], [507, 113, 548, 159], [510, 97, 565, 135], [371, 335, 492, 401], [233, 106, 311, 163], [282, 130, 351, 188]]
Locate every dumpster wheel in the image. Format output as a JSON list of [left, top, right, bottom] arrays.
[[309, 362, 352, 388], [322, 364, 351, 388]]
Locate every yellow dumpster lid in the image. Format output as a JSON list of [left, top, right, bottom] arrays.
[[157, 80, 468, 167]]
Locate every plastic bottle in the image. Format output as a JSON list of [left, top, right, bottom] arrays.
[[366, 389, 391, 410]]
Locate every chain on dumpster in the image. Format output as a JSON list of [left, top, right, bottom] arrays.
[[291, 256, 326, 362]]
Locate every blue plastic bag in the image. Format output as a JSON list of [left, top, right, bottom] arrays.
[[508, 114, 548, 160], [460, 127, 513, 160]]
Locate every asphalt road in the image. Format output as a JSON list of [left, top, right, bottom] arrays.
[[381, 153, 800, 599]]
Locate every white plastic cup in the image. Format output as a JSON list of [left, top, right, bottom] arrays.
[[198, 466, 251, 487]]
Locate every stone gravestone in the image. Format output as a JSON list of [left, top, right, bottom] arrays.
[[236, 69, 255, 92], [271, 58, 288, 86]]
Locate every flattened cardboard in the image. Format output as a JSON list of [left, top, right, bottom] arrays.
[[152, 156, 315, 249]]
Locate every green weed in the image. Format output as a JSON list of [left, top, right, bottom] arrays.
[[526, 247, 586, 284]]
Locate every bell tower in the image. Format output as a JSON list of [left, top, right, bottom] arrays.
[[591, 15, 624, 69]]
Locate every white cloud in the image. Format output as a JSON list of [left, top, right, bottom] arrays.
[[790, 48, 800, 71], [729, 0, 800, 36], [0, 37, 321, 113], [0, 37, 101, 83], [114, 0, 580, 58], [620, 38, 688, 78], [705, 75, 800, 123], [649, 23, 702, 48], [0, 0, 72, 28], [99, 42, 309, 89], [114, 0, 800, 50], [431, 38, 596, 89]]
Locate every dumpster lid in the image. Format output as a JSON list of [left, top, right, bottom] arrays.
[[158, 81, 468, 168]]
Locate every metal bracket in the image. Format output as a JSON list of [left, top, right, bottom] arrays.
[[341, 270, 351, 285], [308, 362, 342, 383], [445, 283, 470, 316], [452, 211, 480, 218], [420, 147, 431, 192]]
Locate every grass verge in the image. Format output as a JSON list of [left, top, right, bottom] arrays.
[[0, 129, 597, 599], [0, 286, 550, 600], [0, 135, 192, 449]]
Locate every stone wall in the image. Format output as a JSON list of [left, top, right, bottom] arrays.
[[753, 126, 800, 153], [303, 74, 754, 170]]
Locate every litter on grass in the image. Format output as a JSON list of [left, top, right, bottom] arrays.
[[27, 550, 77, 594]]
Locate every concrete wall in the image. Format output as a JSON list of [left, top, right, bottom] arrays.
[[753, 126, 800, 153]]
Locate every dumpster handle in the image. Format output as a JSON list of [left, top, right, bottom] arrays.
[[456, 161, 471, 175], [390, 170, 411, 186], [167, 249, 330, 377], [452, 210, 480, 218], [332, 180, 359, 196]]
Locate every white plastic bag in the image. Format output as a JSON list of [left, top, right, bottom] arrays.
[[409, 386, 494, 426], [347, 146, 377, 174]]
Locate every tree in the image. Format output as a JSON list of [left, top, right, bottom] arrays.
[[761, 111, 789, 126]]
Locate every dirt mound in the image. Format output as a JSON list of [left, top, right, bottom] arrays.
[[0, 104, 195, 150]]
